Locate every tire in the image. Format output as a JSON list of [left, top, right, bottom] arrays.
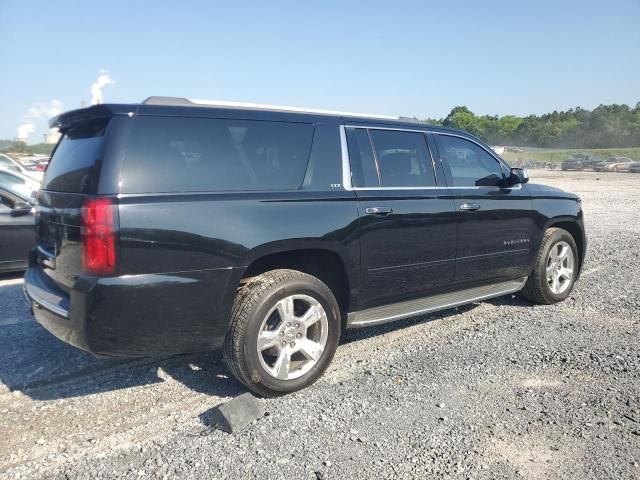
[[223, 269, 341, 397], [520, 228, 579, 305]]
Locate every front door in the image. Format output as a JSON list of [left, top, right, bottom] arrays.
[[432, 133, 535, 287], [345, 126, 457, 311]]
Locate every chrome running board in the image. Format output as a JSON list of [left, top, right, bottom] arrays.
[[346, 277, 527, 328]]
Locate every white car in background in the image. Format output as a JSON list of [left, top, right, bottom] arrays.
[[0, 167, 40, 201], [0, 153, 45, 182]]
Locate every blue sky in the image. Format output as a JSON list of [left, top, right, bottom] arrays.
[[1, 0, 639, 142]]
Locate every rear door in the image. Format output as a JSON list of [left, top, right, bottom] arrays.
[[432, 133, 535, 287], [345, 125, 457, 311]]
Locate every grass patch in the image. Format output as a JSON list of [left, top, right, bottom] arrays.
[[501, 147, 640, 165]]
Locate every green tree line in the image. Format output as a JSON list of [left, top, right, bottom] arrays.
[[422, 102, 640, 148], [0, 139, 54, 155]]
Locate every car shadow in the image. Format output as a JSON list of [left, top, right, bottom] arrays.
[[0, 324, 246, 403], [0, 277, 246, 401]]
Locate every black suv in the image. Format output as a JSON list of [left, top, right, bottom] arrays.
[[24, 97, 586, 396]]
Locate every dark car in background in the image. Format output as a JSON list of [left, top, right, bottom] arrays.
[[24, 98, 587, 396], [593, 157, 634, 172], [560, 154, 602, 171], [0, 186, 35, 273], [629, 162, 640, 173]]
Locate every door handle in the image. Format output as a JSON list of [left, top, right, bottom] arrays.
[[365, 206, 393, 215], [459, 203, 481, 212]]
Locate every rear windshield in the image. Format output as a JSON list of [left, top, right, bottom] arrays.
[[116, 116, 314, 193], [43, 121, 107, 193]]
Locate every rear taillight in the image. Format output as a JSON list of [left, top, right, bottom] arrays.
[[81, 198, 117, 275]]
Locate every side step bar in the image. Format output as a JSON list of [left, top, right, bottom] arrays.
[[346, 277, 527, 328]]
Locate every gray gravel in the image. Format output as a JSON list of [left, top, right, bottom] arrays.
[[1, 170, 639, 479]]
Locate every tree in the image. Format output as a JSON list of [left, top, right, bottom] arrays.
[[421, 102, 640, 148]]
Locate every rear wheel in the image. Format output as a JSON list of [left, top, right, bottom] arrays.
[[223, 269, 340, 397], [520, 228, 578, 304]]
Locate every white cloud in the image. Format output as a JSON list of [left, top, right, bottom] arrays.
[[15, 99, 65, 141]]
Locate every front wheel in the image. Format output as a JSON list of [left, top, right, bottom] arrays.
[[520, 228, 579, 304], [223, 269, 341, 396]]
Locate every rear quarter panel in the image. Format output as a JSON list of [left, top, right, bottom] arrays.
[[114, 190, 360, 349]]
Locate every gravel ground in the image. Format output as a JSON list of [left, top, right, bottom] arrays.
[[0, 170, 638, 480]]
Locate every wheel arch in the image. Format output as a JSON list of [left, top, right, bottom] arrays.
[[223, 243, 358, 330]]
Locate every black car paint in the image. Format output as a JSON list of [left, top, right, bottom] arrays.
[[25, 103, 587, 357]]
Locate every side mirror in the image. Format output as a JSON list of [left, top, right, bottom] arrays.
[[10, 201, 33, 217], [507, 167, 529, 186]]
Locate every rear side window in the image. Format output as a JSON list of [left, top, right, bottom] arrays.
[[369, 130, 436, 187], [43, 121, 107, 193], [117, 117, 314, 193], [345, 128, 379, 188]]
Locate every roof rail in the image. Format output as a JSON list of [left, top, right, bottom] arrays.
[[141, 96, 400, 120]]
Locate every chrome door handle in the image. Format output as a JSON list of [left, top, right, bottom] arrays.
[[365, 206, 393, 215], [459, 203, 481, 212]]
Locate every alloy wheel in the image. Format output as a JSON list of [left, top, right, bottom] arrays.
[[256, 294, 328, 380], [546, 240, 575, 295]]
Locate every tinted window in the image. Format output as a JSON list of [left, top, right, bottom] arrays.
[[0, 155, 13, 168], [301, 124, 343, 190], [345, 128, 378, 187], [369, 130, 435, 187], [434, 134, 503, 187], [43, 121, 107, 193], [118, 117, 314, 193]]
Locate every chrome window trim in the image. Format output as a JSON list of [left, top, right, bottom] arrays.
[[350, 184, 521, 191], [339, 125, 353, 190], [340, 124, 519, 192]]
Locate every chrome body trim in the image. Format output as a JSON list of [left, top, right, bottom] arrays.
[[339, 125, 353, 190], [23, 282, 70, 319], [339, 124, 516, 192], [188, 98, 400, 120], [346, 277, 527, 328]]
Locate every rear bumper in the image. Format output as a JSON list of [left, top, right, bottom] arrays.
[[24, 267, 92, 352], [24, 265, 238, 357]]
